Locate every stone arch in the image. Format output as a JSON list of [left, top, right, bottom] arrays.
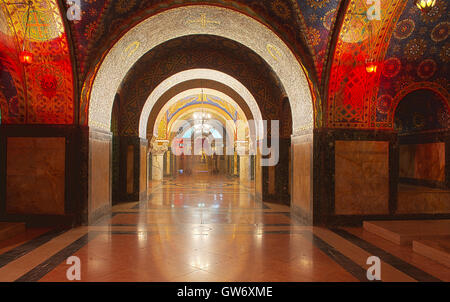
[[140, 70, 262, 139], [87, 5, 314, 134], [394, 89, 450, 133]]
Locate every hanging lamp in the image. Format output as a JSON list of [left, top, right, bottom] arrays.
[[18, 1, 33, 66], [414, 0, 436, 14]]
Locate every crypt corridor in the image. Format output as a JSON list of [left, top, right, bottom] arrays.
[[0, 175, 448, 282], [0, 1, 449, 282]]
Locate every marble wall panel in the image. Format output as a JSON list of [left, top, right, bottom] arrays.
[[127, 145, 134, 193], [292, 139, 312, 217], [140, 144, 147, 194], [416, 143, 445, 182], [255, 152, 262, 201], [397, 185, 450, 214], [400, 143, 445, 182], [335, 141, 389, 215], [89, 134, 111, 221], [6, 137, 65, 215]]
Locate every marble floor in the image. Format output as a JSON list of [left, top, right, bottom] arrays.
[[0, 174, 449, 282]]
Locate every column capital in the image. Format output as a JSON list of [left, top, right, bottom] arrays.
[[150, 138, 169, 155]]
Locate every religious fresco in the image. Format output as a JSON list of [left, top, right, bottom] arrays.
[[74, 0, 448, 132], [0, 0, 447, 131], [378, 0, 449, 127], [294, 0, 341, 83], [327, 0, 406, 129], [154, 93, 243, 140], [64, 0, 315, 80], [0, 5, 23, 124], [0, 0, 74, 124]]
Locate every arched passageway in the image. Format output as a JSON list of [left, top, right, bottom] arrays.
[[84, 6, 315, 225], [1, 1, 449, 283]]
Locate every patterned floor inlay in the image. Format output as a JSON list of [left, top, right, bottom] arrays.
[[0, 175, 447, 282]]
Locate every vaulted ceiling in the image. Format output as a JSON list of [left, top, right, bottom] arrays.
[[0, 0, 448, 131]]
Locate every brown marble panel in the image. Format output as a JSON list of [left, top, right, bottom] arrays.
[[89, 137, 111, 216], [292, 141, 312, 215], [140, 144, 147, 194], [397, 184, 450, 214], [255, 151, 262, 201], [6, 137, 65, 215], [335, 141, 389, 215], [127, 145, 134, 194], [268, 166, 276, 195], [415, 143, 445, 182], [399, 145, 415, 179], [400, 143, 445, 182]]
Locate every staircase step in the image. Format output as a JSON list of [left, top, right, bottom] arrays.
[[363, 220, 450, 245], [413, 237, 450, 268]]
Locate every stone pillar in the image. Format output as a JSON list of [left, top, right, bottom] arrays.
[[236, 141, 250, 182], [150, 138, 168, 181], [152, 154, 164, 180], [239, 155, 250, 182]]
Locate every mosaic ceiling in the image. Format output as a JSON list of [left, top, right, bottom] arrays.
[[115, 34, 285, 136], [0, 0, 448, 131], [0, 0, 74, 124], [154, 93, 244, 140]]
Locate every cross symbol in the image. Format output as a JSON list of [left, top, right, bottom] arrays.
[[187, 13, 220, 28]]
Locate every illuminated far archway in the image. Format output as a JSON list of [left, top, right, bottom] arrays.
[[152, 88, 249, 138], [140, 69, 263, 139], [167, 108, 239, 151], [88, 5, 313, 135]]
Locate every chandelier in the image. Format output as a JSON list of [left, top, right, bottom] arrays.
[[193, 87, 212, 134], [414, 0, 436, 13]]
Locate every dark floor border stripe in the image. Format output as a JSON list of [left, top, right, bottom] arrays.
[[15, 232, 98, 282], [0, 228, 69, 270], [331, 228, 442, 282], [303, 231, 371, 282]]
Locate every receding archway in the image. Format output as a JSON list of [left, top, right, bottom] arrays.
[[85, 5, 315, 224], [88, 5, 314, 133], [140, 70, 262, 139]]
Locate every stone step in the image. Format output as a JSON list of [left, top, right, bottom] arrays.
[[0, 222, 26, 242], [363, 220, 450, 245], [413, 237, 450, 268]]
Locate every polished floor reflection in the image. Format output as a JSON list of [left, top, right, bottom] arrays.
[[0, 175, 448, 282]]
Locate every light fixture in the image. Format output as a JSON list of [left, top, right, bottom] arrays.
[[365, 59, 378, 73], [19, 50, 33, 65], [20, 1, 33, 66], [6, 1, 34, 65], [415, 0, 436, 13], [365, 23, 378, 74]]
